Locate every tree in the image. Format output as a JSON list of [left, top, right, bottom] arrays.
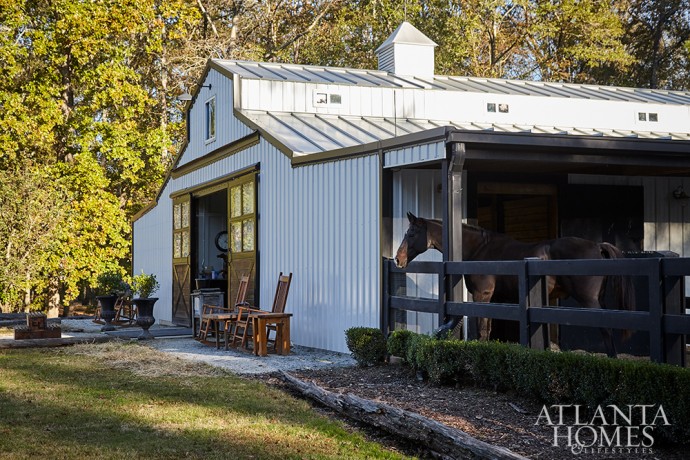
[[0, 164, 65, 311], [0, 0, 200, 311], [616, 0, 690, 89], [525, 0, 632, 83]]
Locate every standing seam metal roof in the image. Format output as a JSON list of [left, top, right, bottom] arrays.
[[215, 59, 690, 105], [239, 110, 690, 156]]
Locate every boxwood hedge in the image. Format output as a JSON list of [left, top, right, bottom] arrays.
[[387, 330, 690, 443]]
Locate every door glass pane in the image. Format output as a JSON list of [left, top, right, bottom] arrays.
[[231, 222, 242, 252], [231, 186, 241, 218], [174, 233, 181, 258], [242, 182, 254, 214], [181, 201, 190, 228], [182, 231, 190, 257], [173, 204, 181, 230], [243, 219, 254, 251]]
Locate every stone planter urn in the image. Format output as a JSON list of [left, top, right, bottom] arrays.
[[96, 295, 118, 332], [132, 297, 158, 340]]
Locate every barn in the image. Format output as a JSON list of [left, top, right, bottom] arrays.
[[132, 22, 690, 354]]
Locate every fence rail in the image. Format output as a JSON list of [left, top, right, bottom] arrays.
[[383, 256, 690, 366]]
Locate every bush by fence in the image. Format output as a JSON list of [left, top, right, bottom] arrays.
[[387, 330, 690, 443], [345, 327, 387, 367]]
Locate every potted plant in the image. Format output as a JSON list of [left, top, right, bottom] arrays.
[[131, 272, 160, 340], [95, 271, 128, 332]]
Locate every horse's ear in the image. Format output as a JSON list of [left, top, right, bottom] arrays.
[[407, 211, 416, 223]]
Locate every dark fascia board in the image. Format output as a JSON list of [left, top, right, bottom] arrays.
[[169, 163, 260, 199], [291, 126, 451, 167], [448, 130, 690, 155]]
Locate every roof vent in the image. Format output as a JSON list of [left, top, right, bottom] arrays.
[[375, 22, 437, 78]]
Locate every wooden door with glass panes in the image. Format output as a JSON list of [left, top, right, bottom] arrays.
[[227, 175, 257, 308], [172, 195, 192, 325]]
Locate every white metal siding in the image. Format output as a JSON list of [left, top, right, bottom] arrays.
[[259, 152, 382, 353], [384, 141, 446, 168], [161, 138, 382, 353], [132, 181, 173, 324], [237, 76, 689, 135], [181, 69, 252, 167], [392, 169, 444, 334]]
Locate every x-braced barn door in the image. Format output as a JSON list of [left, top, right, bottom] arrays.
[[227, 174, 258, 308], [172, 194, 192, 326]]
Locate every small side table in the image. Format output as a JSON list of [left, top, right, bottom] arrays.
[[250, 312, 293, 356], [204, 312, 237, 349]]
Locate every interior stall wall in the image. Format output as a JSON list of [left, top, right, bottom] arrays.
[[392, 169, 443, 333], [569, 173, 690, 299], [569, 174, 690, 255]]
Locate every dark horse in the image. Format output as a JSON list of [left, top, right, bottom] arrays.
[[394, 212, 635, 357]]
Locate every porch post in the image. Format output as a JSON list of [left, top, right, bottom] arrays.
[[447, 142, 467, 338]]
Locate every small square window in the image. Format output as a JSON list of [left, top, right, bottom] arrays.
[[638, 112, 647, 121], [487, 103, 496, 112], [329, 94, 342, 104], [498, 103, 509, 113], [649, 113, 658, 122], [315, 92, 328, 105]]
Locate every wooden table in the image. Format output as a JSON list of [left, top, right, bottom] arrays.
[[203, 312, 237, 349], [249, 312, 292, 356]]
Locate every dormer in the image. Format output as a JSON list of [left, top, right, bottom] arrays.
[[375, 21, 437, 78]]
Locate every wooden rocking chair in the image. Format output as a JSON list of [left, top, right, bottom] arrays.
[[197, 274, 249, 345], [228, 272, 292, 351]]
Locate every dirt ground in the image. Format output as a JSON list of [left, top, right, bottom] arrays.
[[272, 363, 687, 460]]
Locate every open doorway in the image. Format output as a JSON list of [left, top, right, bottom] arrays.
[[194, 190, 228, 294]]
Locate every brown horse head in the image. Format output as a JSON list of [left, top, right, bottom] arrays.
[[395, 212, 440, 268]]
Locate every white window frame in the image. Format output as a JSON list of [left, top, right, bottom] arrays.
[[205, 97, 216, 143]]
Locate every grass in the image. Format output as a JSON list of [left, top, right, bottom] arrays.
[[0, 341, 412, 459]]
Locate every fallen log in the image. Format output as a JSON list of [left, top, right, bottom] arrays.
[[280, 371, 528, 460], [0, 335, 113, 349]]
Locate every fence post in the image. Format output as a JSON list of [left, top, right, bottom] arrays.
[[518, 260, 529, 347], [525, 258, 548, 350], [661, 257, 686, 366], [382, 257, 391, 337], [648, 258, 663, 363], [438, 262, 446, 334]]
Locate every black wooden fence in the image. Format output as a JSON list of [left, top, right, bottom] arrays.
[[383, 257, 690, 366]]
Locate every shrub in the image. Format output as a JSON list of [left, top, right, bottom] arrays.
[[345, 327, 387, 367], [387, 329, 414, 361], [386, 330, 690, 443], [96, 271, 129, 296], [131, 272, 159, 298]]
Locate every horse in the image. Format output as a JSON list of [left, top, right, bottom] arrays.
[[394, 212, 636, 357]]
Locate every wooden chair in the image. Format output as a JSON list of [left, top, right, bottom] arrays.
[[113, 294, 136, 325], [228, 272, 292, 350], [197, 274, 249, 344]]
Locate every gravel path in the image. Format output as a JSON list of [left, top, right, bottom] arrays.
[[59, 318, 356, 375]]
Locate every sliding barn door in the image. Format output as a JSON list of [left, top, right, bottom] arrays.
[[227, 174, 258, 307], [172, 194, 192, 325]]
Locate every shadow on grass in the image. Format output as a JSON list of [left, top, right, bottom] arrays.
[[0, 349, 405, 459]]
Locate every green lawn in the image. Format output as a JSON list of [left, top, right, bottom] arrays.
[[0, 342, 412, 459]]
